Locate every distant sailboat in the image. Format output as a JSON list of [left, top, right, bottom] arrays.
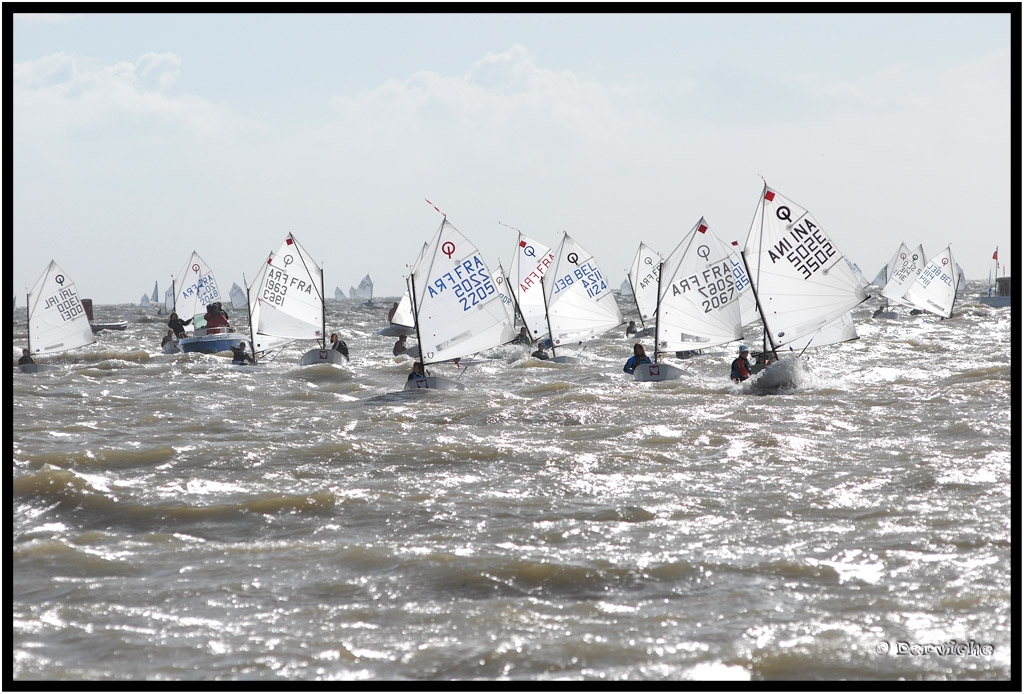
[[507, 230, 555, 345], [23, 260, 95, 371], [625, 242, 662, 338], [902, 245, 960, 319], [540, 231, 623, 364], [350, 275, 374, 305], [229, 282, 247, 311]]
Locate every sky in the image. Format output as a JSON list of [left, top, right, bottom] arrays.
[[10, 9, 1016, 306]]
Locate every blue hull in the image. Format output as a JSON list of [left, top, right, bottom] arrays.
[[179, 332, 246, 354]]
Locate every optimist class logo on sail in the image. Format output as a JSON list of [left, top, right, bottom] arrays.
[[764, 190, 839, 280]]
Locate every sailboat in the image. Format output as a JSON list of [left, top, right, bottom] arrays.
[[540, 231, 623, 364], [901, 245, 960, 319], [405, 214, 516, 390], [637, 218, 751, 382], [229, 282, 247, 311], [350, 274, 374, 305], [248, 233, 345, 366], [23, 260, 95, 372], [874, 243, 927, 318], [507, 230, 555, 346], [625, 242, 663, 338], [741, 182, 868, 384], [171, 251, 247, 354]]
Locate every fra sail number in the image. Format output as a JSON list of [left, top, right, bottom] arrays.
[[426, 255, 497, 311], [262, 267, 314, 307]]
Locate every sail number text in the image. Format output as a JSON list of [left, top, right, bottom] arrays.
[[668, 259, 743, 313], [768, 218, 836, 280], [915, 264, 952, 289], [427, 255, 497, 312], [180, 273, 220, 307], [261, 267, 314, 307], [552, 262, 608, 299], [43, 287, 85, 322]]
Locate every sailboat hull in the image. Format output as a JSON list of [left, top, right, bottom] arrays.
[[179, 331, 246, 354], [404, 376, 468, 391], [300, 348, 348, 366], [632, 363, 684, 382]]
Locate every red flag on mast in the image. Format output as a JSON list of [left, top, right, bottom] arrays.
[[992, 248, 998, 261]]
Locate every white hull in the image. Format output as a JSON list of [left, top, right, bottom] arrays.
[[550, 355, 580, 364], [300, 348, 348, 366], [374, 324, 417, 337], [632, 362, 684, 382], [162, 340, 181, 354], [404, 376, 468, 391]]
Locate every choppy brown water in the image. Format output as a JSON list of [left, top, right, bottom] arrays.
[[11, 284, 1013, 681]]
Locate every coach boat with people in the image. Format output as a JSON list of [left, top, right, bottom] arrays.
[[170, 251, 247, 354]]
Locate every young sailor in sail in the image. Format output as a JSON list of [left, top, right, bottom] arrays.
[[230, 341, 255, 365], [730, 345, 752, 382], [329, 333, 350, 361], [626, 321, 638, 337], [408, 361, 427, 381], [623, 342, 653, 374], [161, 330, 176, 348], [19, 348, 35, 366], [513, 326, 533, 346], [531, 343, 550, 360], [387, 302, 399, 323], [393, 334, 408, 356]]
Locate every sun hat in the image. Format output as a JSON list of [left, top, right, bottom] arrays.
[[739, 345, 749, 353]]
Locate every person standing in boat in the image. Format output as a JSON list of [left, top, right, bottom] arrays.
[[731, 345, 753, 382], [393, 334, 408, 356], [204, 304, 230, 332], [329, 333, 350, 361], [230, 341, 255, 365], [623, 342, 653, 374], [19, 348, 35, 366], [408, 361, 426, 381], [167, 312, 192, 338]]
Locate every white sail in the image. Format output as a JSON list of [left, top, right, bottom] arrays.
[[164, 284, 175, 312], [627, 242, 663, 326], [27, 260, 95, 355], [150, 281, 159, 304], [334, 287, 344, 302], [508, 232, 554, 342], [903, 245, 959, 318], [411, 218, 516, 364], [656, 218, 748, 352], [742, 184, 868, 349], [542, 232, 623, 348], [247, 252, 290, 353], [845, 257, 871, 290], [492, 261, 518, 329], [350, 274, 373, 301], [229, 282, 247, 310], [172, 251, 223, 320], [880, 243, 927, 305], [140, 293, 151, 307], [619, 278, 632, 296], [255, 234, 324, 341], [776, 311, 858, 353]]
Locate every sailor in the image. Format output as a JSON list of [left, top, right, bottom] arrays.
[[408, 361, 427, 381], [329, 333, 350, 361], [230, 341, 255, 365], [730, 345, 752, 382], [19, 348, 35, 366], [623, 342, 653, 374]]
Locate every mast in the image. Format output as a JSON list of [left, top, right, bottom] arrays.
[[541, 275, 557, 358], [628, 244, 647, 330], [245, 274, 258, 365], [409, 253, 425, 372], [25, 292, 31, 354], [740, 249, 779, 362], [652, 260, 664, 363], [319, 254, 327, 349]]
